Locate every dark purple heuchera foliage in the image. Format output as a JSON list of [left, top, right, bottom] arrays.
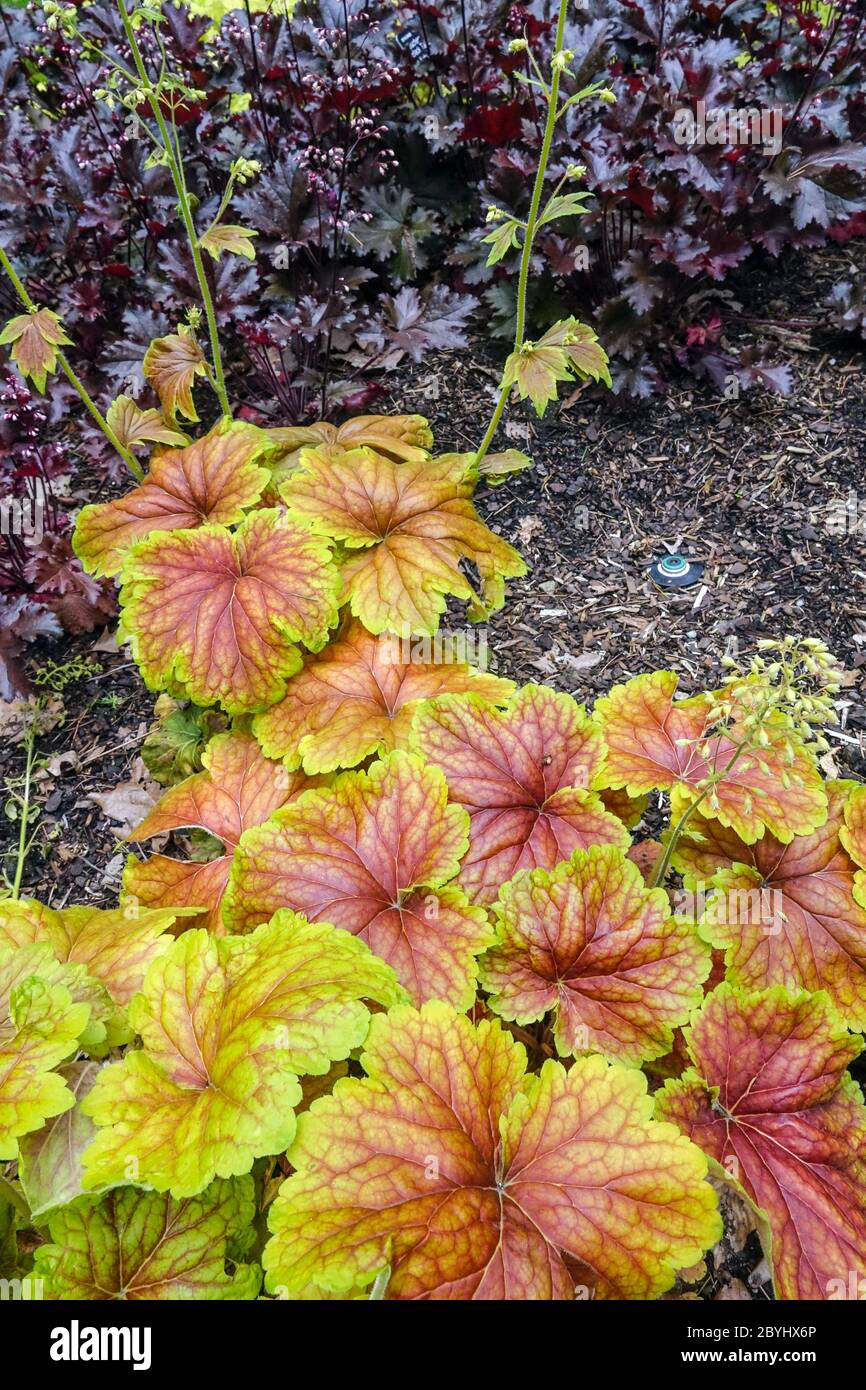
[[0, 372, 115, 697]]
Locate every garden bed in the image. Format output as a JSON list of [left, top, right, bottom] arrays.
[[6, 240, 863, 916]]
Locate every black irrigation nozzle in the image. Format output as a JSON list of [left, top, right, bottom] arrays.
[[647, 553, 705, 589]]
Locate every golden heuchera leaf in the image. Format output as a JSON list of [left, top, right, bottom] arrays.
[[143, 328, 208, 422], [74, 421, 270, 578], [124, 731, 319, 933], [104, 394, 188, 451], [413, 685, 629, 904], [263, 1003, 721, 1299], [253, 618, 515, 771], [225, 751, 493, 1008], [199, 224, 258, 262], [0, 308, 71, 392], [480, 844, 710, 1065], [671, 782, 866, 1031], [80, 914, 404, 1197], [501, 317, 610, 416], [281, 447, 526, 635], [266, 413, 434, 474], [119, 509, 340, 714], [595, 670, 827, 844], [657, 984, 866, 1301]]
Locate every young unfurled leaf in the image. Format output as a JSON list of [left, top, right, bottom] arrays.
[[140, 696, 229, 787], [281, 448, 526, 634], [80, 914, 404, 1198], [253, 618, 514, 772], [105, 394, 189, 451], [595, 670, 827, 844], [535, 191, 592, 230], [119, 509, 340, 714], [413, 685, 629, 904], [0, 943, 93, 1159], [475, 448, 533, 486], [0, 308, 71, 393], [0, 898, 182, 1008], [266, 413, 434, 476], [501, 317, 611, 416], [226, 751, 492, 1008], [125, 731, 318, 933], [657, 984, 866, 1301], [264, 1002, 720, 1300], [481, 844, 710, 1065], [75, 422, 270, 578], [199, 223, 259, 262], [17, 1060, 102, 1220], [671, 783, 866, 1030], [143, 327, 208, 422], [34, 1177, 261, 1299], [481, 216, 522, 267]]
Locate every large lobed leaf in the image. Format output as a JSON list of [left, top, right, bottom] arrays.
[[80, 913, 404, 1198], [0, 898, 184, 1009], [267, 413, 434, 474], [17, 1061, 102, 1220], [119, 509, 339, 714], [74, 421, 271, 578], [281, 446, 526, 634], [225, 751, 493, 1008], [672, 782, 866, 1030], [595, 670, 827, 843], [253, 618, 514, 772], [657, 984, 866, 1301], [124, 731, 318, 933], [264, 1002, 721, 1300], [0, 943, 92, 1159], [35, 1177, 260, 1299], [414, 685, 629, 904], [481, 844, 711, 1065]]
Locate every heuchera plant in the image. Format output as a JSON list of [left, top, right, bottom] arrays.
[[0, 0, 865, 1307]]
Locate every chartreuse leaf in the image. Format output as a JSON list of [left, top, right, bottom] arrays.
[[501, 317, 610, 416], [281, 447, 525, 634], [595, 670, 827, 844], [671, 783, 866, 1030], [0, 943, 93, 1160], [74, 421, 270, 578], [657, 984, 866, 1301], [119, 509, 340, 715], [263, 1002, 721, 1300], [252, 617, 514, 772], [225, 751, 493, 1008], [413, 684, 628, 904], [199, 223, 258, 262], [0, 897, 184, 1008], [480, 844, 710, 1065], [0, 308, 71, 393], [34, 1177, 260, 1299], [124, 731, 318, 933], [17, 1061, 102, 1219], [80, 914, 405, 1198]]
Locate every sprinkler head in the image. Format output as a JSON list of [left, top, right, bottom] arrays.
[[647, 553, 705, 589]]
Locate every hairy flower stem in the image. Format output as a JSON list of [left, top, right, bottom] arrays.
[[117, 0, 232, 420], [474, 0, 569, 465], [647, 726, 760, 890], [0, 245, 144, 482]]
